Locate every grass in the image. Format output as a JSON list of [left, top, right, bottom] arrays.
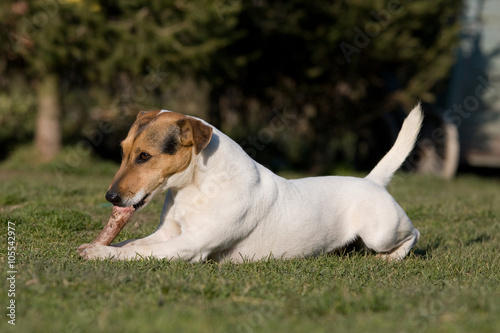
[[0, 151, 499, 333]]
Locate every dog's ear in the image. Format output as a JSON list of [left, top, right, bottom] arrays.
[[134, 110, 161, 136], [136, 110, 160, 120], [177, 117, 213, 155]]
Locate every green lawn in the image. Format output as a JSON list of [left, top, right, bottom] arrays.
[[1, 152, 499, 333]]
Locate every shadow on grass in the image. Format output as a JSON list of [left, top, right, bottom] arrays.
[[412, 248, 431, 259], [332, 237, 437, 260], [465, 234, 492, 246]]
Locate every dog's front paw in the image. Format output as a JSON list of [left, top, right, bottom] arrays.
[[79, 244, 117, 260], [76, 243, 90, 254]]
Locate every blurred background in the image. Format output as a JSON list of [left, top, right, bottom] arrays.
[[1, 0, 499, 177]]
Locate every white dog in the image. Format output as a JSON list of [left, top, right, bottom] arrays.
[[80, 105, 423, 262]]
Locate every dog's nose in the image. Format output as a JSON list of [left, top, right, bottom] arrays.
[[105, 191, 122, 205]]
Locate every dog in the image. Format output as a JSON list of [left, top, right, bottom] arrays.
[[79, 105, 423, 262]]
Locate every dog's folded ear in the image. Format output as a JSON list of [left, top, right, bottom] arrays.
[[177, 117, 213, 154], [136, 110, 161, 120]]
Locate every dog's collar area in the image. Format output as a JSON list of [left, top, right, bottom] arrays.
[[133, 194, 150, 210]]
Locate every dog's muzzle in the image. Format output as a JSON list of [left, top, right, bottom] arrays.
[[105, 190, 150, 210]]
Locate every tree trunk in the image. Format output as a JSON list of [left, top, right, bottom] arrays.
[[35, 74, 61, 162]]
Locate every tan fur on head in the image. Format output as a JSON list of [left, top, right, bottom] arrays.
[[106, 110, 213, 209]]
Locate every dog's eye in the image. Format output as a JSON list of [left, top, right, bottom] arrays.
[[137, 152, 152, 164]]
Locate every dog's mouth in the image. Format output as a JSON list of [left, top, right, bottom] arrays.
[[133, 194, 150, 210]]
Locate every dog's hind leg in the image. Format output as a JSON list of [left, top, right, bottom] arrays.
[[358, 206, 419, 261], [376, 228, 420, 261]]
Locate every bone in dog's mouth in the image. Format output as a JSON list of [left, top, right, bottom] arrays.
[[133, 194, 149, 210]]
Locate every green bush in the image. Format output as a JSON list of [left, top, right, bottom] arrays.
[[208, 0, 462, 171], [0, 0, 462, 171]]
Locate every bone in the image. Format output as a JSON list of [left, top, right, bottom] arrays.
[[77, 206, 135, 254]]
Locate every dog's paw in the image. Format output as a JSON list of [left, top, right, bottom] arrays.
[[76, 243, 90, 254], [79, 244, 117, 260]]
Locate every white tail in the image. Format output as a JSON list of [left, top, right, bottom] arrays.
[[365, 104, 424, 187]]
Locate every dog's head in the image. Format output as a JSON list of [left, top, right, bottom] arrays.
[[105, 110, 213, 210]]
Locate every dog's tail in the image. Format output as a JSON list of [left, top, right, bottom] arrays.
[[365, 104, 424, 187]]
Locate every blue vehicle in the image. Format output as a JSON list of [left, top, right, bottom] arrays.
[[445, 0, 500, 173], [374, 0, 500, 178]]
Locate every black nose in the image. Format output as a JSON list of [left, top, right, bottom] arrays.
[[105, 191, 122, 205]]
